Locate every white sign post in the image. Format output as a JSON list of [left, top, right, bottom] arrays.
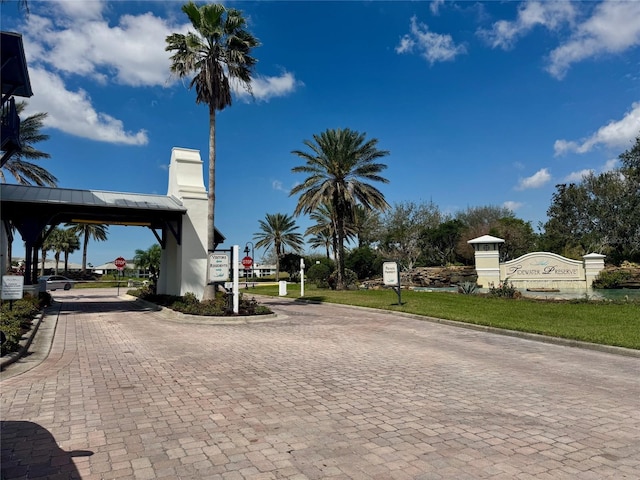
[[300, 258, 305, 297], [232, 245, 239, 314], [383, 261, 402, 305]]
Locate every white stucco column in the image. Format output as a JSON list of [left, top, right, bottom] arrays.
[[467, 235, 505, 288], [583, 253, 606, 288], [158, 147, 208, 298]]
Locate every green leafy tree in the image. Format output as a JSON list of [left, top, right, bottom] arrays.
[[541, 133, 640, 264], [345, 245, 382, 279], [454, 205, 516, 263], [65, 223, 109, 273], [291, 128, 390, 289], [489, 217, 537, 261], [166, 1, 259, 299], [1, 101, 57, 186], [253, 213, 304, 281], [420, 219, 465, 266], [379, 201, 444, 270]]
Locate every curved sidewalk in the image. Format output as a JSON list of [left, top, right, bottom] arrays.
[[1, 288, 639, 479]]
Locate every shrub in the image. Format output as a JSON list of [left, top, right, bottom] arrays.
[[488, 279, 520, 298], [128, 289, 272, 316], [458, 282, 478, 295], [327, 268, 359, 290], [593, 269, 633, 289], [307, 263, 331, 288], [1, 293, 48, 356]]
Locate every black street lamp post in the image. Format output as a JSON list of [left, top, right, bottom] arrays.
[[244, 242, 254, 288]]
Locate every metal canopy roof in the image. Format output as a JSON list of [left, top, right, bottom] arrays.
[[1, 32, 33, 98], [1, 184, 187, 228]]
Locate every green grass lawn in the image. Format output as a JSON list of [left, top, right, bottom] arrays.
[[250, 284, 640, 350]]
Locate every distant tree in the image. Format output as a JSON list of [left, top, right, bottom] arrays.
[[133, 244, 162, 284], [345, 245, 382, 279], [379, 201, 444, 270], [60, 229, 80, 273], [291, 128, 390, 289], [65, 223, 109, 273], [489, 217, 537, 261], [166, 1, 259, 300], [1, 101, 57, 186], [454, 205, 516, 263], [253, 213, 304, 281], [420, 219, 465, 266]]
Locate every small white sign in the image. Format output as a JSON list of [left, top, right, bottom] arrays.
[[208, 252, 230, 282], [383, 262, 399, 286], [2, 275, 24, 300]]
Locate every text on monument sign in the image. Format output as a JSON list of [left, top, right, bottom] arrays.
[[502, 253, 584, 280]]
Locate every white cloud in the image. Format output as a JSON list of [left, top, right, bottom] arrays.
[[24, 68, 148, 146], [396, 16, 467, 65], [50, 0, 106, 21], [516, 168, 551, 190], [554, 102, 640, 155], [547, 0, 640, 79], [24, 13, 185, 87], [18, 5, 298, 145], [564, 169, 593, 183], [478, 1, 575, 50], [430, 0, 445, 16], [602, 158, 618, 172], [503, 201, 523, 212], [235, 72, 302, 102], [272, 180, 285, 192]]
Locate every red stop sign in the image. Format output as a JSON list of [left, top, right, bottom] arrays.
[[114, 257, 127, 270], [241, 256, 253, 269]]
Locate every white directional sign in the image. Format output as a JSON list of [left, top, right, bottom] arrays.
[[383, 262, 399, 286], [208, 252, 230, 282], [2, 275, 24, 300]]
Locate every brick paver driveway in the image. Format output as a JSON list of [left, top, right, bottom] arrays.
[[1, 289, 639, 479]]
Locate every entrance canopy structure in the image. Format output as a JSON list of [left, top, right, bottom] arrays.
[[1, 148, 224, 299]]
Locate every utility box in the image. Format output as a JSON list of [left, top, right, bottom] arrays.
[[278, 281, 287, 296]]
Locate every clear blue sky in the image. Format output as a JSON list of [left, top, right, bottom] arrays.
[[3, 0, 639, 266]]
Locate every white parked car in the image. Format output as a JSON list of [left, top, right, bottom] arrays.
[[39, 275, 74, 291]]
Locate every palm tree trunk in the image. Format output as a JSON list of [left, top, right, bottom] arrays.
[[64, 252, 69, 273], [54, 252, 60, 274], [41, 248, 47, 276], [203, 105, 217, 300], [82, 230, 89, 272]]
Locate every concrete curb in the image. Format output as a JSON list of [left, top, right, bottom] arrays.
[[258, 294, 640, 358], [127, 295, 281, 325], [1, 302, 61, 373]]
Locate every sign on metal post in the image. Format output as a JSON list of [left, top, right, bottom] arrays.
[[241, 256, 253, 269], [114, 257, 127, 271], [208, 252, 230, 283], [1, 275, 24, 300], [383, 261, 402, 305]]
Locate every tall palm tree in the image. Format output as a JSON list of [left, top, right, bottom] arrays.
[[291, 128, 390, 289], [65, 223, 109, 273], [253, 213, 304, 281], [1, 101, 57, 186], [305, 202, 358, 259], [166, 1, 259, 299], [60, 229, 80, 274]]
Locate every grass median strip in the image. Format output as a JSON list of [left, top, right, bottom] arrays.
[[251, 285, 640, 350]]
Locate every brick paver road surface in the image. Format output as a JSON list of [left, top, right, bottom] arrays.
[[1, 289, 639, 479]]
